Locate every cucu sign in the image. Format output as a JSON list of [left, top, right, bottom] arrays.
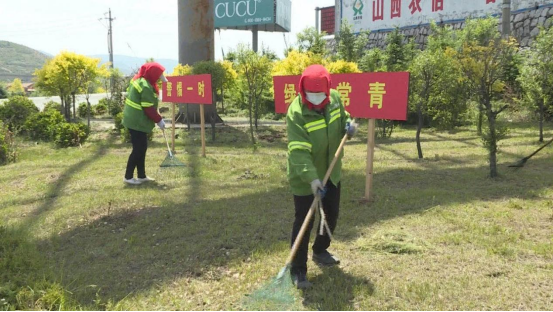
[[215, 0, 260, 18], [214, 0, 274, 28]]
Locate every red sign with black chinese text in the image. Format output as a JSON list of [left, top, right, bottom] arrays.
[[273, 72, 410, 120], [162, 74, 213, 104]]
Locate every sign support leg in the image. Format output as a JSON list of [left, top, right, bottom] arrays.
[[364, 118, 376, 201], [171, 103, 176, 152], [200, 104, 206, 157]]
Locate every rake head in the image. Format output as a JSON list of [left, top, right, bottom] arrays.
[[160, 152, 186, 167], [508, 157, 528, 168], [242, 265, 298, 310]]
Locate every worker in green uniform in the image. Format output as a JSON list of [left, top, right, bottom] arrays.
[[122, 62, 167, 185], [286, 64, 357, 289]]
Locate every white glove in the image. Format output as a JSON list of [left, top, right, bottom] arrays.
[[157, 119, 166, 130], [310, 179, 324, 197]]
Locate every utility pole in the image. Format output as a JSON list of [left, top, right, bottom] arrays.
[[104, 8, 116, 95], [502, 0, 511, 37], [252, 25, 258, 52], [315, 7, 320, 33]]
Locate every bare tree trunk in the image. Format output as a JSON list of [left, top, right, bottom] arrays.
[[254, 97, 259, 130], [59, 94, 65, 115], [211, 91, 216, 141], [416, 102, 424, 159], [248, 94, 255, 144], [539, 99, 544, 143], [477, 103, 483, 135], [221, 87, 225, 114], [86, 97, 91, 129], [64, 95, 71, 121], [487, 106, 498, 178], [186, 105, 190, 131], [72, 93, 76, 120]]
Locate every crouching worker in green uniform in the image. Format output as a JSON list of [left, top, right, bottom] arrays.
[[286, 64, 357, 289], [122, 62, 167, 185]]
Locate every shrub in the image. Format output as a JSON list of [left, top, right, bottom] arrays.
[[0, 121, 17, 165], [43, 101, 62, 113], [0, 84, 7, 99], [94, 99, 108, 116], [77, 102, 88, 118], [24, 110, 65, 141], [54, 123, 90, 147], [109, 99, 123, 116], [0, 96, 38, 131], [114, 112, 124, 131]]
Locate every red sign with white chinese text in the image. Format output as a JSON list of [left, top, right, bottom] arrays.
[[273, 72, 410, 120], [162, 74, 213, 104]]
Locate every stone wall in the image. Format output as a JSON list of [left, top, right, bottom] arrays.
[[365, 5, 553, 49]]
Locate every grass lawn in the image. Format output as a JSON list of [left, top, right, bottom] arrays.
[[1, 120, 553, 310]]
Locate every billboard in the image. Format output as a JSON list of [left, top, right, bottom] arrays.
[[341, 0, 553, 33], [162, 75, 213, 105], [214, 0, 291, 32], [320, 6, 336, 34], [273, 72, 410, 120]]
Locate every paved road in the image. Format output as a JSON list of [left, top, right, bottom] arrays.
[[0, 93, 109, 111]]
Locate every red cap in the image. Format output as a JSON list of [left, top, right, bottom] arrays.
[[298, 64, 331, 110]]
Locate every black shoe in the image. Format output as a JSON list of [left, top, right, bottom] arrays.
[[313, 251, 340, 267], [290, 271, 312, 289]]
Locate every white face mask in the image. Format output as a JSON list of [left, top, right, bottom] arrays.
[[305, 92, 327, 105]]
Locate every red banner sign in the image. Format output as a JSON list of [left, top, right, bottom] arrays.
[[273, 72, 410, 120], [162, 74, 213, 104]]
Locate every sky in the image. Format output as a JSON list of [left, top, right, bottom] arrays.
[[0, 0, 335, 63]]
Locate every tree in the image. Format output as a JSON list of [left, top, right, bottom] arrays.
[[335, 21, 370, 62], [325, 60, 362, 74], [102, 68, 128, 117], [34, 57, 71, 119], [425, 23, 469, 131], [459, 18, 502, 135], [359, 48, 386, 72], [409, 48, 464, 159], [235, 45, 273, 144], [296, 27, 328, 56], [192, 60, 227, 140], [8, 78, 25, 96], [518, 25, 553, 142], [171, 64, 193, 76], [34, 52, 106, 121], [456, 19, 518, 178], [376, 28, 417, 138], [384, 27, 416, 72], [272, 50, 326, 76], [220, 60, 238, 114], [82, 64, 108, 127]]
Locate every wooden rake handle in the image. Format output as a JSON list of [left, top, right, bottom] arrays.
[[284, 132, 350, 266], [162, 129, 173, 158], [525, 137, 553, 159]]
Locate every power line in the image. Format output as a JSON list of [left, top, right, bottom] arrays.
[[1, 18, 100, 35]]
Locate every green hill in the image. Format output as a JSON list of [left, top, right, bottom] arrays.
[[0, 41, 50, 83]]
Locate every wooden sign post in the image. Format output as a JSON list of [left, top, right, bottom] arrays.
[[199, 104, 206, 157], [365, 118, 376, 200], [171, 103, 176, 152], [162, 74, 212, 158]]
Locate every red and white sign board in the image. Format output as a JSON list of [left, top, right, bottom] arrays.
[[273, 72, 410, 120], [162, 74, 213, 104]]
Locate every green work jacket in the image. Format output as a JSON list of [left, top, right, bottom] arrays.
[[122, 77, 159, 133], [286, 89, 351, 196]]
